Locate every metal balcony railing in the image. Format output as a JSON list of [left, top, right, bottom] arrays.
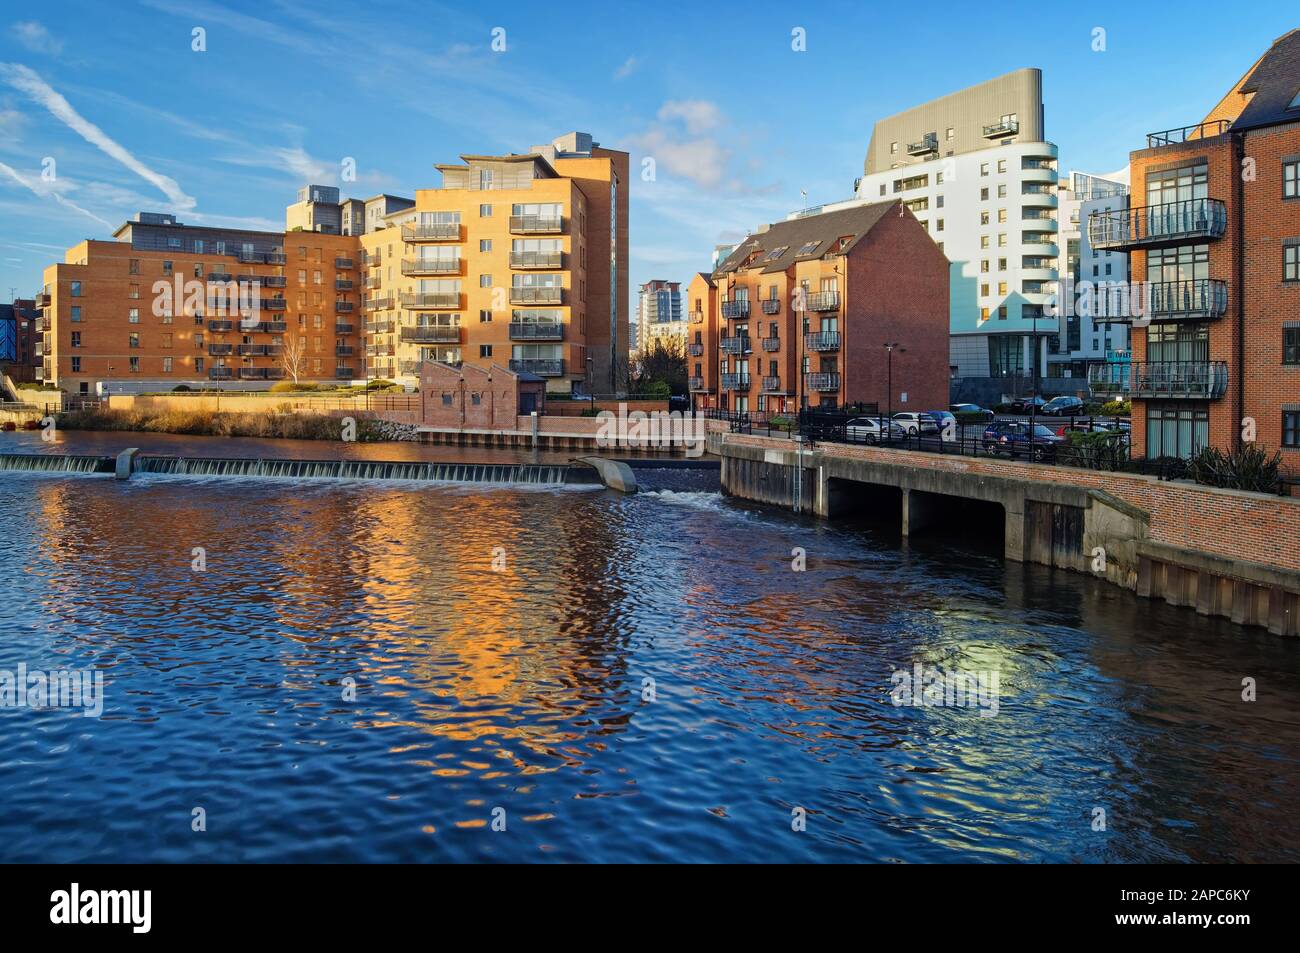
[[805, 372, 841, 391], [1146, 120, 1230, 148], [1148, 279, 1229, 320], [806, 291, 840, 311], [335, 278, 353, 290], [365, 296, 394, 310], [207, 270, 233, 282], [1087, 360, 1228, 399], [720, 335, 750, 354], [509, 215, 563, 234], [509, 358, 564, 376], [238, 344, 281, 356], [238, 367, 285, 380], [262, 298, 287, 311], [208, 368, 233, 380], [720, 374, 749, 391], [1089, 198, 1227, 251], [721, 300, 750, 319], [907, 134, 938, 155], [688, 376, 710, 392], [335, 346, 355, 356], [400, 292, 460, 309], [761, 299, 780, 315], [509, 286, 563, 305], [761, 337, 781, 352], [335, 257, 354, 269], [335, 301, 355, 312], [401, 222, 460, 241], [367, 344, 396, 357], [508, 321, 563, 341], [762, 376, 785, 393], [805, 331, 841, 351], [208, 344, 234, 355], [398, 361, 424, 376], [983, 118, 1019, 137], [336, 367, 355, 379], [208, 320, 234, 332], [689, 310, 704, 324], [266, 252, 287, 265], [335, 323, 355, 334], [400, 325, 462, 343], [687, 342, 704, 357], [401, 258, 461, 276], [365, 320, 395, 334], [509, 251, 563, 269]]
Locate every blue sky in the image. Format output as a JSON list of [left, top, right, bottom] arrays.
[[0, 0, 1295, 315]]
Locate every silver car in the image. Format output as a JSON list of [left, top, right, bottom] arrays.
[[891, 412, 939, 436], [845, 416, 904, 444]]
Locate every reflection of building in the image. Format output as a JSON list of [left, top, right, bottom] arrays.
[[1088, 29, 1300, 466], [701, 201, 948, 415], [359, 131, 629, 394], [1048, 171, 1130, 384], [635, 280, 685, 356]]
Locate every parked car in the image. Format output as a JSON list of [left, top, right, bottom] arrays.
[[1006, 395, 1048, 414], [950, 402, 996, 421], [845, 416, 904, 444], [925, 410, 957, 435], [892, 412, 939, 436], [1041, 395, 1085, 417], [982, 421, 1066, 460]]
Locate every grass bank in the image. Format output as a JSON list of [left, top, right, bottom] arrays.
[[57, 407, 389, 441]]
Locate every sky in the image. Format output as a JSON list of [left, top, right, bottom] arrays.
[[0, 0, 1296, 318]]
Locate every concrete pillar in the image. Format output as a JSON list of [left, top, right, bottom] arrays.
[[901, 489, 940, 537], [1003, 502, 1025, 562], [114, 448, 139, 481]]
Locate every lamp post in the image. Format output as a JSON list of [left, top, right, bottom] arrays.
[[1029, 314, 1039, 457], [884, 342, 900, 431]]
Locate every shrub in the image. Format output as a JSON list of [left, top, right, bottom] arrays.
[[1060, 430, 1129, 470], [270, 381, 318, 393], [1187, 444, 1283, 494]]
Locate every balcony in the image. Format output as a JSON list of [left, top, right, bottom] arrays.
[[689, 310, 704, 324], [720, 335, 750, 354], [687, 342, 704, 357], [207, 270, 233, 282], [335, 278, 353, 291], [247, 321, 288, 333], [208, 368, 233, 380], [401, 257, 461, 276], [364, 276, 383, 289], [401, 292, 460, 309], [509, 358, 564, 376], [238, 344, 281, 357], [237, 250, 265, 264], [983, 118, 1019, 138], [239, 368, 285, 380], [335, 257, 354, 269], [401, 325, 462, 344], [510, 250, 563, 270], [266, 252, 287, 265], [35, 292, 50, 307], [762, 376, 786, 393], [260, 275, 287, 288], [365, 320, 395, 334], [336, 367, 355, 379], [362, 253, 382, 266], [39, 316, 51, 332], [509, 215, 563, 234], [720, 374, 750, 391], [335, 323, 355, 334], [805, 331, 841, 351], [335, 301, 355, 313], [402, 222, 461, 242], [761, 299, 780, 315], [208, 319, 234, 332], [367, 344, 396, 357], [1089, 198, 1227, 252], [1146, 120, 1230, 149], [508, 321, 563, 341], [1087, 360, 1228, 400], [509, 286, 563, 305], [335, 345, 355, 356], [688, 376, 711, 392], [907, 134, 938, 156], [262, 298, 287, 311], [1148, 279, 1229, 321], [761, 337, 781, 352], [398, 361, 424, 376], [806, 291, 840, 312], [805, 372, 841, 391], [365, 295, 394, 310], [721, 300, 750, 319], [207, 344, 234, 356]]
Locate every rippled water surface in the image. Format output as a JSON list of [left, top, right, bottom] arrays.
[[1, 439, 1298, 862]]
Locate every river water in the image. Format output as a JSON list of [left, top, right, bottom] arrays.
[[1, 431, 1297, 862]]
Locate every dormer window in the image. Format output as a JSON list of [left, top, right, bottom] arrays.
[[763, 246, 788, 262], [797, 240, 821, 256]]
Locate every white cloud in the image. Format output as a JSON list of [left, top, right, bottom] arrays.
[[614, 57, 638, 80], [657, 100, 721, 134], [11, 22, 62, 56], [626, 126, 728, 190], [1, 63, 196, 213], [0, 159, 111, 228]]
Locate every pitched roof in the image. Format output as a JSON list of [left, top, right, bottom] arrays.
[[1231, 29, 1300, 132], [712, 201, 899, 277]]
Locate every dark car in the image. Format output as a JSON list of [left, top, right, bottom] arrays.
[[982, 421, 1066, 460], [949, 402, 996, 421], [1041, 395, 1084, 417], [1007, 395, 1048, 414]]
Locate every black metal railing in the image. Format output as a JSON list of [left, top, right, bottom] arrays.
[[401, 223, 460, 241], [510, 251, 563, 269], [720, 374, 749, 391], [510, 287, 563, 305], [509, 358, 564, 376], [720, 336, 750, 354], [1088, 198, 1227, 250], [983, 118, 1019, 137], [1148, 278, 1229, 319], [761, 299, 780, 315], [806, 291, 840, 311], [401, 325, 462, 343], [1146, 120, 1230, 148], [761, 376, 784, 392], [721, 300, 750, 319], [687, 342, 704, 357], [335, 257, 354, 269], [509, 321, 563, 341], [805, 372, 841, 391], [509, 215, 562, 234], [400, 292, 460, 309], [805, 331, 841, 351], [762, 337, 781, 352], [688, 376, 710, 392], [335, 301, 355, 312], [1088, 360, 1228, 399]]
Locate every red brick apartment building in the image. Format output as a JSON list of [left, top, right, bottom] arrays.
[[1088, 29, 1300, 470], [688, 201, 949, 415]]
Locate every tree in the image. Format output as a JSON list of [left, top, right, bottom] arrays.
[[280, 334, 307, 383], [628, 337, 688, 397]]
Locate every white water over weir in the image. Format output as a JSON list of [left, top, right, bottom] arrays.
[[0, 452, 613, 488]]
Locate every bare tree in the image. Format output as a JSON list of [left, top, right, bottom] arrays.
[[280, 334, 307, 383]]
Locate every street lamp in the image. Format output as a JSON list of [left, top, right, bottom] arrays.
[[883, 342, 902, 430], [1029, 311, 1039, 457]]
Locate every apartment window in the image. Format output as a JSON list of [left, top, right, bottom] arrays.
[[1286, 410, 1300, 448], [480, 239, 492, 252], [980, 211, 990, 225], [879, 184, 886, 196], [980, 235, 990, 249], [980, 307, 991, 322], [981, 187, 989, 201], [1146, 403, 1209, 459], [70, 306, 81, 322], [936, 171, 944, 185], [70, 331, 81, 348], [71, 281, 82, 297], [479, 204, 492, 217], [479, 309, 492, 322], [936, 219, 944, 232], [890, 141, 898, 154], [997, 184, 1007, 198], [998, 234, 1008, 247], [981, 260, 990, 273], [1286, 243, 1300, 281], [997, 160, 1007, 174], [195, 358, 204, 373], [195, 333, 204, 348], [129, 357, 140, 372], [129, 308, 139, 323], [313, 270, 322, 285], [980, 162, 989, 176], [1286, 327, 1300, 364], [1286, 160, 1299, 199], [480, 274, 492, 288], [70, 357, 81, 372], [479, 344, 492, 357], [997, 209, 1007, 223], [129, 259, 140, 275], [163, 260, 173, 275], [128, 333, 140, 349], [441, 393, 454, 406], [998, 258, 1007, 271], [946, 127, 955, 140], [163, 357, 173, 373], [160, 333, 172, 348], [998, 306, 1008, 320]]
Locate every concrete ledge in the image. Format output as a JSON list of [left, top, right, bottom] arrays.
[[1139, 538, 1300, 595], [574, 456, 638, 494], [115, 448, 140, 480]]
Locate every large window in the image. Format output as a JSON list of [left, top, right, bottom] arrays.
[[1146, 164, 1208, 206], [1147, 323, 1209, 363], [1286, 327, 1300, 365], [1285, 410, 1300, 448], [1146, 402, 1209, 459], [1285, 160, 1298, 199], [1147, 244, 1209, 283], [988, 335, 1025, 377], [1286, 243, 1299, 281]]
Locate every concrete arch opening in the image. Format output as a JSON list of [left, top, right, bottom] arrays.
[[903, 488, 1005, 551], [824, 478, 903, 522]]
